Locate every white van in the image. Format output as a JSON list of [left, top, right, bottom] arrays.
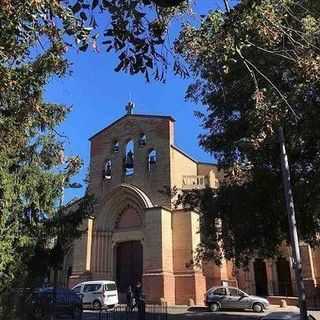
[[72, 280, 118, 310]]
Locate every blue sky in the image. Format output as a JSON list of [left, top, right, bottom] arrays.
[[44, 1, 232, 203]]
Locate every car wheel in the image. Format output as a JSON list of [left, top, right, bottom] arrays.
[[72, 305, 83, 320], [92, 300, 102, 310], [209, 303, 219, 312], [252, 303, 264, 313]]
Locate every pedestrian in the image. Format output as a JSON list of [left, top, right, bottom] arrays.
[[134, 281, 145, 320], [126, 285, 135, 312]]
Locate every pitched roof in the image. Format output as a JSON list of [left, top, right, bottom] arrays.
[[171, 144, 198, 163], [171, 145, 217, 166], [89, 114, 175, 141]]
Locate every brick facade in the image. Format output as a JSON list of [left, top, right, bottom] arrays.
[[63, 112, 320, 305]]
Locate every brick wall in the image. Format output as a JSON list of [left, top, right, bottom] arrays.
[[88, 115, 173, 208]]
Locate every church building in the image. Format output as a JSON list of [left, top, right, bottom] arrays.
[[64, 105, 320, 305]]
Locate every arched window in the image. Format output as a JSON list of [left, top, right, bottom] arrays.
[[104, 160, 112, 180], [112, 140, 119, 152], [124, 140, 134, 175], [139, 133, 146, 146], [147, 149, 157, 171]]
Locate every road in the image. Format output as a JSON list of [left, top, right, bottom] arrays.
[[82, 305, 320, 320]]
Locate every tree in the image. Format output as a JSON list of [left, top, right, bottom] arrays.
[[0, 0, 185, 300], [176, 0, 320, 266], [0, 0, 95, 298]]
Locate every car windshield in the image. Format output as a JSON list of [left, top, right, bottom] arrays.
[[238, 289, 247, 296], [72, 286, 81, 294]]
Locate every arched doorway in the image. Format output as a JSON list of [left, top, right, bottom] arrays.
[[254, 259, 268, 296], [116, 241, 143, 294], [276, 258, 293, 296]]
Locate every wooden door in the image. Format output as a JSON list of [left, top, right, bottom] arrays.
[[254, 259, 269, 296], [116, 241, 143, 293], [276, 258, 293, 296]]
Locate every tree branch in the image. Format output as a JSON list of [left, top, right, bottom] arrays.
[[223, 0, 230, 13]]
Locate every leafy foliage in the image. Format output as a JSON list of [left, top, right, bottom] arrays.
[[0, 0, 189, 296], [176, 0, 320, 265], [0, 0, 94, 293], [70, 0, 190, 80]]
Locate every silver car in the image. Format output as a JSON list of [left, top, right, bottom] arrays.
[[205, 286, 270, 313]]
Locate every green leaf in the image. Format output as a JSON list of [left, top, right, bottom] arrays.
[[80, 12, 87, 20], [114, 61, 124, 72], [72, 2, 82, 13], [92, 0, 99, 10], [79, 43, 89, 51]]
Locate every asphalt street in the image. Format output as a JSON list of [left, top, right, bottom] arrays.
[[82, 311, 261, 320], [82, 306, 320, 320]]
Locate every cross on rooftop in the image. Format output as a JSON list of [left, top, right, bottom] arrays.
[[125, 101, 134, 115]]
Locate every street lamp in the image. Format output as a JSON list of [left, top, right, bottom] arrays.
[[151, 0, 186, 8]]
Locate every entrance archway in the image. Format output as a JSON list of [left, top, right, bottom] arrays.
[[254, 259, 268, 296], [116, 241, 143, 294], [276, 258, 293, 296]]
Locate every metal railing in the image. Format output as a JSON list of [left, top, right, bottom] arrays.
[[182, 175, 209, 190], [271, 281, 294, 297], [307, 295, 320, 310], [0, 288, 83, 320], [0, 289, 168, 320], [92, 304, 168, 320]]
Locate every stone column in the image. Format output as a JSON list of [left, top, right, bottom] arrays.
[[85, 217, 94, 271], [143, 207, 175, 304], [271, 260, 279, 295], [300, 244, 316, 295], [91, 229, 111, 280], [266, 260, 274, 295], [172, 210, 206, 305], [106, 231, 113, 279], [311, 247, 320, 285], [68, 218, 92, 287], [247, 264, 255, 294], [190, 211, 207, 305]]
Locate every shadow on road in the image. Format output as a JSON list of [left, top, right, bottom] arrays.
[[83, 310, 263, 320], [168, 309, 263, 320]]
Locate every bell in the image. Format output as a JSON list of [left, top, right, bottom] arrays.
[[113, 145, 119, 152], [104, 161, 112, 179], [126, 161, 133, 169], [152, 0, 185, 7], [126, 151, 134, 169], [105, 167, 111, 177], [149, 156, 156, 164]]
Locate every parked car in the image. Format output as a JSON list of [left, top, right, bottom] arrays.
[[28, 287, 82, 320], [72, 280, 118, 310], [261, 312, 316, 319], [204, 286, 270, 313]]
